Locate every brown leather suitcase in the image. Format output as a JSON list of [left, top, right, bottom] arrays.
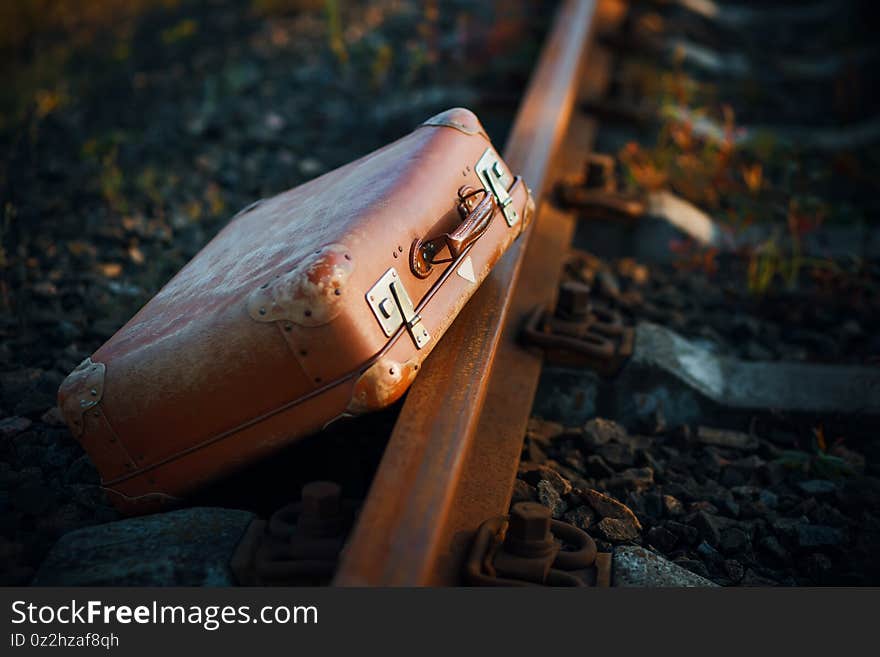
[[58, 108, 534, 514]]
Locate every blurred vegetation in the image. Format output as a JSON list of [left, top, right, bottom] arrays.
[[613, 57, 874, 297], [1, 0, 171, 132], [0, 0, 548, 335]]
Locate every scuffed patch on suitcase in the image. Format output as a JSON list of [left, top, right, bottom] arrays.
[[522, 186, 536, 229], [420, 107, 490, 141], [247, 243, 354, 327], [58, 358, 106, 437], [346, 356, 419, 414]]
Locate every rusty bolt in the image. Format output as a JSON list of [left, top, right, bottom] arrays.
[[301, 481, 342, 520], [504, 502, 557, 559], [584, 153, 616, 192], [508, 502, 552, 544], [585, 160, 608, 189], [556, 281, 592, 320], [293, 481, 347, 539]]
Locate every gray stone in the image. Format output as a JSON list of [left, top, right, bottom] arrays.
[[69, 484, 111, 511], [646, 526, 678, 552], [549, 462, 590, 492], [613, 546, 718, 587], [536, 480, 567, 519], [615, 433, 655, 451], [510, 479, 537, 505], [674, 557, 712, 580], [759, 461, 788, 486], [520, 465, 573, 496], [525, 418, 564, 446], [720, 527, 750, 554], [688, 499, 718, 514], [32, 508, 256, 586], [662, 494, 685, 517], [700, 447, 729, 475], [811, 503, 848, 528], [744, 341, 775, 361], [584, 455, 615, 479], [642, 491, 664, 518], [596, 442, 636, 468], [532, 367, 599, 426], [759, 536, 789, 564], [665, 520, 699, 545], [605, 467, 654, 492], [0, 417, 32, 438], [794, 524, 845, 550], [579, 488, 643, 531], [697, 426, 759, 451], [583, 418, 628, 448], [758, 489, 779, 509], [797, 480, 837, 497], [720, 467, 747, 488], [642, 450, 666, 476], [563, 506, 596, 532], [772, 516, 806, 539], [714, 490, 741, 518], [596, 517, 640, 543], [729, 454, 766, 476], [64, 455, 100, 486], [696, 540, 723, 565], [731, 485, 761, 498], [724, 559, 744, 583], [691, 511, 723, 547], [595, 268, 621, 299]]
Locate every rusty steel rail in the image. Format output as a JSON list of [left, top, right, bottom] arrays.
[[334, 0, 613, 586]]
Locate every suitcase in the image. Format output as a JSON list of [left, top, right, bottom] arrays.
[[58, 108, 534, 514]]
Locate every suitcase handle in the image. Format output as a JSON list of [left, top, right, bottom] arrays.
[[410, 186, 497, 278]]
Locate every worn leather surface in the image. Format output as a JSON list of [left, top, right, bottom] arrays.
[[57, 107, 532, 513]]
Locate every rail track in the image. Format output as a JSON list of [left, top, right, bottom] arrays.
[[334, 0, 611, 587], [18, 0, 880, 587]]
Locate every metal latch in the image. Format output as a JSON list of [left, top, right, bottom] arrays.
[[366, 268, 431, 349], [475, 147, 519, 227]]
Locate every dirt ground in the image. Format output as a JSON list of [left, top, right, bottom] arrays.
[[0, 0, 551, 585]]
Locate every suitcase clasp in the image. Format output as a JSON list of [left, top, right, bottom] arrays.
[[366, 268, 431, 349], [475, 147, 519, 227]]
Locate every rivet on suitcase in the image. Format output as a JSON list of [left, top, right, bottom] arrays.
[[58, 108, 534, 514]]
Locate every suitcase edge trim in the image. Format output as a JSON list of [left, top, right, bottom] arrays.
[[58, 357, 106, 437]]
